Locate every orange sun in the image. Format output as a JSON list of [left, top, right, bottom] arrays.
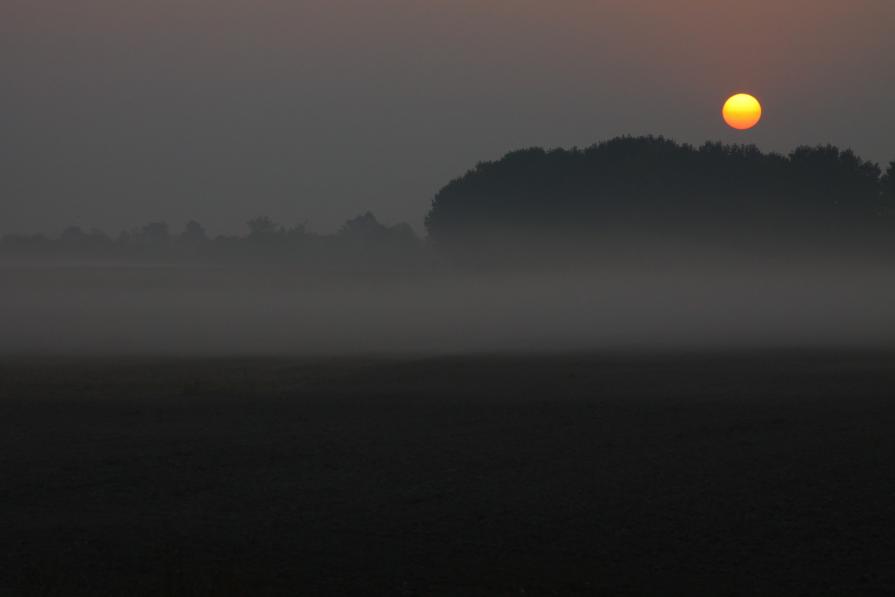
[[722, 93, 762, 130]]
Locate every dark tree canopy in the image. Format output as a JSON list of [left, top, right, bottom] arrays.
[[425, 136, 890, 255]]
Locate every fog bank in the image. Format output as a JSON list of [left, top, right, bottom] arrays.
[[3, 262, 894, 355]]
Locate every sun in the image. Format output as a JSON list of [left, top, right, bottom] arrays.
[[722, 93, 762, 130]]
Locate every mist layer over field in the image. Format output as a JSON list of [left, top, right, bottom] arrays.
[[3, 258, 894, 354]]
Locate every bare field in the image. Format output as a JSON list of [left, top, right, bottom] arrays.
[[3, 352, 895, 595]]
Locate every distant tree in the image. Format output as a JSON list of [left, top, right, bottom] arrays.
[[171, 220, 209, 261], [387, 222, 419, 246], [339, 212, 418, 248], [178, 220, 208, 247], [135, 221, 171, 246], [246, 216, 280, 242], [331, 212, 420, 271], [339, 212, 388, 242], [116, 229, 134, 248], [283, 221, 311, 243], [181, 220, 208, 243], [111, 221, 173, 260]]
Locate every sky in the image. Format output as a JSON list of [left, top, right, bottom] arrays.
[[3, 0, 894, 236]]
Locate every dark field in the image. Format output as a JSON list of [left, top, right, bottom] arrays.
[[3, 352, 895, 595]]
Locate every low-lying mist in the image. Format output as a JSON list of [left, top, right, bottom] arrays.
[[5, 137, 895, 355], [3, 256, 895, 355]]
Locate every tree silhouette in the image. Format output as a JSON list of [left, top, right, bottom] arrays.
[[2, 136, 891, 268], [132, 222, 171, 248], [180, 220, 208, 244], [425, 136, 890, 257], [246, 217, 281, 242]]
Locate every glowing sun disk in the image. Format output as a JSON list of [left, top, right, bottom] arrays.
[[722, 93, 762, 130]]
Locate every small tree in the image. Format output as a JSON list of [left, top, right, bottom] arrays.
[[181, 220, 208, 243], [136, 222, 171, 247], [246, 216, 279, 242]]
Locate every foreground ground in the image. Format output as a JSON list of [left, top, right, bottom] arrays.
[[2, 352, 895, 595]]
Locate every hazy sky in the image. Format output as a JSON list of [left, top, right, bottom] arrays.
[[3, 0, 894, 235]]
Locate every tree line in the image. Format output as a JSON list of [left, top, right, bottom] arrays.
[[426, 136, 895, 258], [3, 137, 895, 267], [0, 212, 422, 269]]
